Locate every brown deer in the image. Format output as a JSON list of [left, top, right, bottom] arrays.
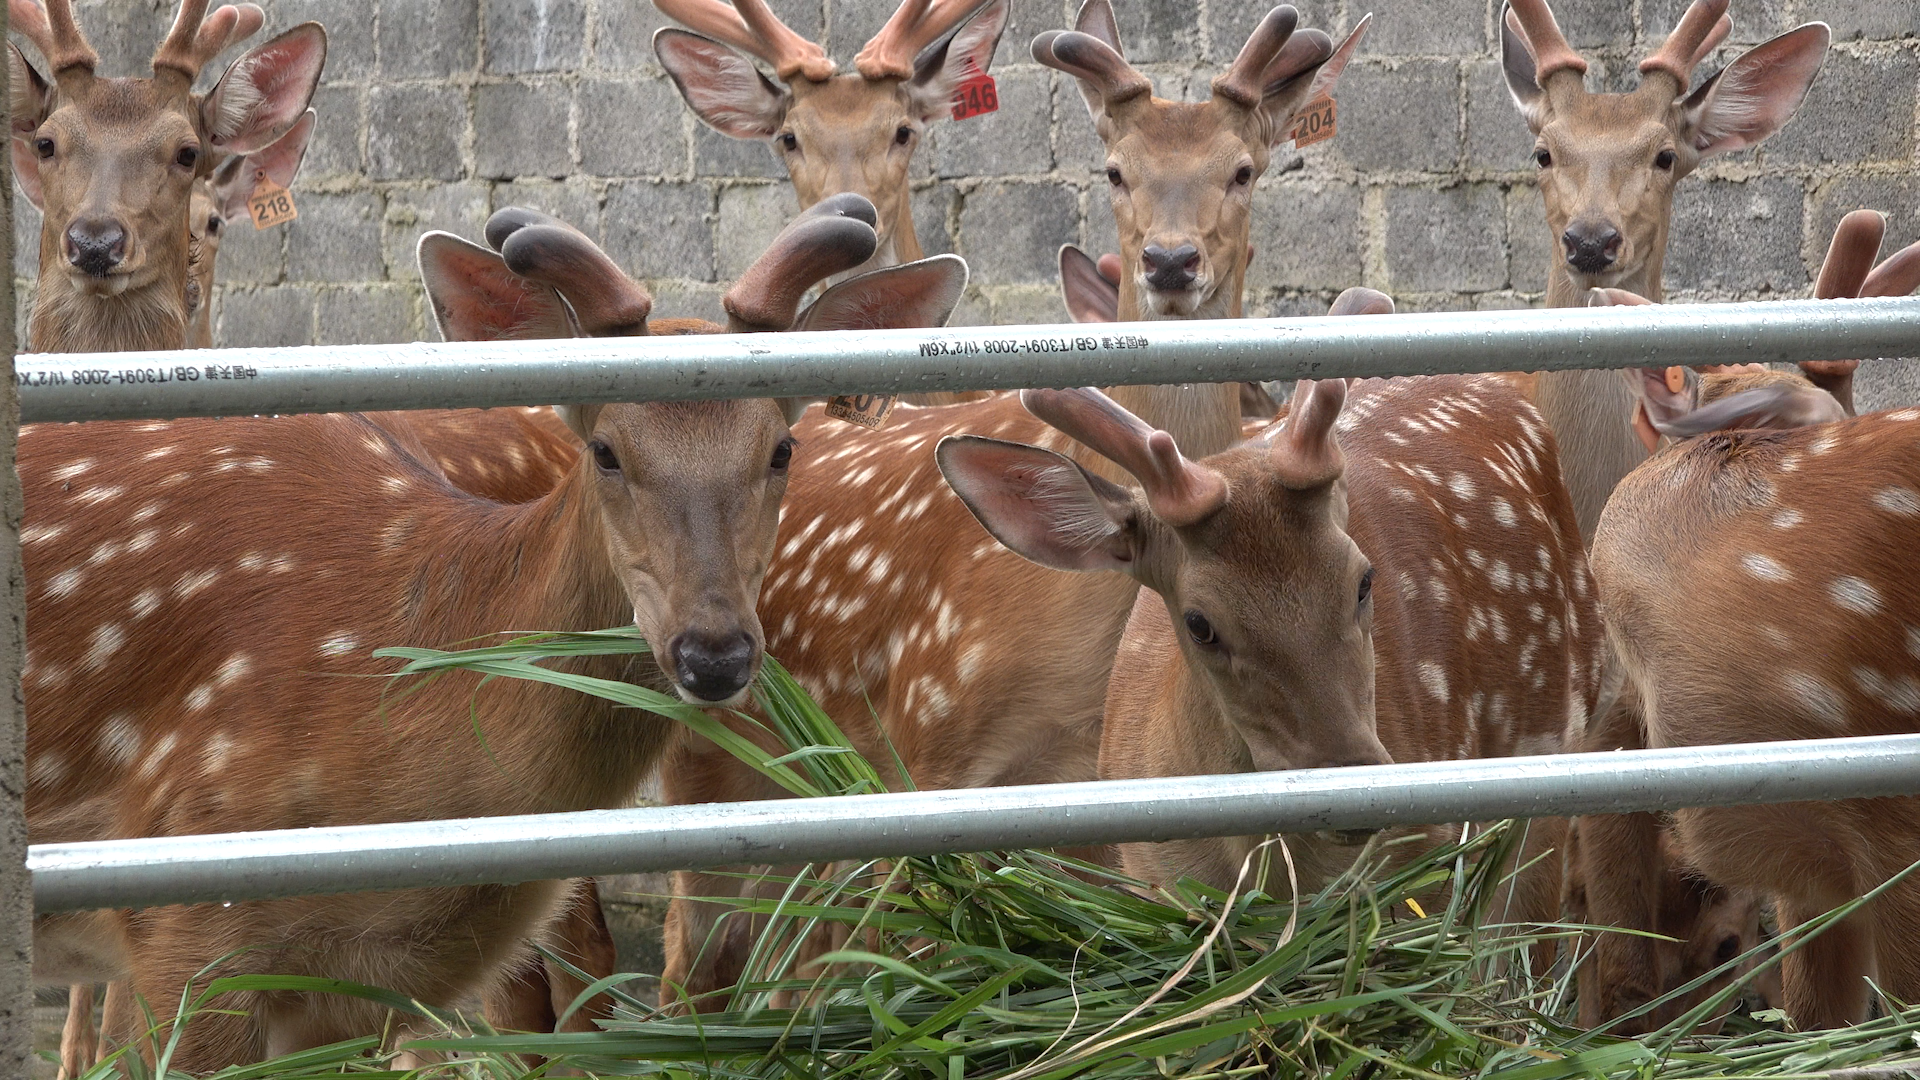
[[7, 0, 326, 354], [183, 109, 316, 349], [1500, 0, 1829, 544], [656, 3, 1369, 1006], [19, 199, 904, 1070], [1572, 209, 1920, 1031], [935, 293, 1598, 928]]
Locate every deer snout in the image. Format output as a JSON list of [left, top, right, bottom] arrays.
[[668, 628, 759, 703], [1562, 221, 1623, 275], [1141, 243, 1201, 291], [65, 216, 128, 277]]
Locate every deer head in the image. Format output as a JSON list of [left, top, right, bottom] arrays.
[[1036, 2, 1365, 320], [936, 367, 1385, 775], [1502, 0, 1827, 302], [654, 0, 1008, 277], [183, 108, 316, 348], [8, 0, 326, 352]]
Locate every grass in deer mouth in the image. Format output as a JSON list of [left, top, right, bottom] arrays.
[[82, 628, 1920, 1079]]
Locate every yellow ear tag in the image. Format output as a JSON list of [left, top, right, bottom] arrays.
[[825, 394, 898, 429], [247, 173, 298, 230], [1663, 366, 1686, 394]]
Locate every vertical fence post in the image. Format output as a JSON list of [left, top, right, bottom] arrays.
[[0, 0, 32, 1063]]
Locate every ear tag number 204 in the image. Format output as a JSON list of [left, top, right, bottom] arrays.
[[1290, 96, 1337, 149]]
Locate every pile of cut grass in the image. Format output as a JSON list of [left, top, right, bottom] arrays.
[[67, 629, 1920, 1079]]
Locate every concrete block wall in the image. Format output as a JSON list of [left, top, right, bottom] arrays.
[[10, 0, 1919, 354]]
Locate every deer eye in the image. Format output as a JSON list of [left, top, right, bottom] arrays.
[[590, 439, 620, 473], [1106, 166, 1123, 187], [1184, 611, 1218, 647], [1713, 934, 1741, 965], [894, 125, 913, 146], [1654, 149, 1676, 171], [1233, 165, 1254, 186], [175, 145, 199, 169], [205, 215, 222, 236], [1357, 566, 1374, 609], [778, 131, 799, 152], [769, 437, 794, 472], [1533, 147, 1552, 168], [34, 137, 54, 159]]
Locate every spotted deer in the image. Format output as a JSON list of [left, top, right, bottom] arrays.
[[20, 198, 918, 1070], [657, 4, 1371, 1005], [936, 291, 1598, 930], [1570, 209, 1920, 1032], [183, 109, 316, 349], [1500, 0, 1828, 545]]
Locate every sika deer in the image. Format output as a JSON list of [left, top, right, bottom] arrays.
[[938, 293, 1599, 923], [21, 200, 890, 1070], [658, 5, 1369, 1006], [1500, 0, 1828, 543], [8, 0, 325, 353], [1571, 210, 1920, 1031]]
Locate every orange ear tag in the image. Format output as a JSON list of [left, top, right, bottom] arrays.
[[950, 65, 998, 120], [1663, 366, 1686, 394], [247, 172, 298, 230], [825, 394, 898, 429], [1290, 96, 1337, 148]]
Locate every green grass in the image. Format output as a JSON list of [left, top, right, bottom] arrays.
[[68, 628, 1920, 1079]]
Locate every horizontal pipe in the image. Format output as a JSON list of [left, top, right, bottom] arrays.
[[31, 734, 1920, 913], [17, 296, 1920, 423]]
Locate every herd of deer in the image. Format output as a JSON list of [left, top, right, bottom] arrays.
[[9, 0, 1920, 1069]]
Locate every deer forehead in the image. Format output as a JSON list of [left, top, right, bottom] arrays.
[[1111, 105, 1260, 169], [789, 75, 916, 132]]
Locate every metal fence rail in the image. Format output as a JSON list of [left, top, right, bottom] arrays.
[[18, 296, 1920, 422], [31, 735, 1920, 913]]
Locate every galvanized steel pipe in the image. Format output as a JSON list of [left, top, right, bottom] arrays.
[[17, 296, 1920, 423], [31, 735, 1920, 912]]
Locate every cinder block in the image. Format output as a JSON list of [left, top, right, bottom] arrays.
[[1248, 179, 1364, 292], [1099, 0, 1201, 64], [1504, 182, 1552, 294], [1383, 183, 1507, 293], [1354, 0, 1485, 57], [1665, 175, 1806, 296], [602, 180, 714, 281], [825, 0, 917, 65], [1332, 59, 1460, 174], [214, 215, 290, 286], [715, 183, 802, 280], [958, 181, 1078, 284], [493, 179, 603, 237], [370, 85, 467, 182], [1853, 359, 1920, 413], [14, 202, 40, 281], [1817, 0, 1920, 42], [68, 0, 171, 80], [935, 68, 1053, 178], [989, 284, 1070, 325], [589, 0, 674, 74], [384, 182, 492, 282], [218, 285, 316, 347], [640, 278, 727, 326], [911, 182, 959, 258], [1464, 58, 1536, 175], [1808, 174, 1920, 278], [580, 78, 690, 176], [1208, 0, 1343, 65], [301, 85, 365, 181], [484, 0, 586, 73], [1052, 73, 1107, 173], [381, 0, 479, 77], [1535, 0, 1635, 51], [942, 287, 993, 327], [287, 192, 386, 284], [694, 125, 784, 179], [473, 82, 572, 179], [317, 286, 419, 344], [995, 0, 1073, 70], [1764, 49, 1919, 166], [265, 0, 376, 82], [1642, 0, 1794, 47]]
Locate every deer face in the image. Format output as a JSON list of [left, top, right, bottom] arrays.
[[1525, 90, 1689, 287], [771, 77, 926, 264]]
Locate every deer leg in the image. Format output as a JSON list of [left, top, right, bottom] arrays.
[[661, 869, 761, 1012], [98, 980, 137, 1066], [546, 879, 619, 1031], [1775, 895, 1875, 1029], [58, 984, 96, 1080], [482, 953, 558, 1035]]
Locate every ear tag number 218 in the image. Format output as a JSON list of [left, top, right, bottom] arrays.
[[247, 173, 299, 230]]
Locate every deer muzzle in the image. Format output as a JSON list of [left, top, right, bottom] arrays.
[[1562, 220, 1623, 275], [1141, 242, 1201, 292], [667, 626, 759, 704], [64, 215, 129, 279]]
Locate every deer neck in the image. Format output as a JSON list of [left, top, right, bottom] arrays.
[[391, 460, 666, 814], [29, 271, 190, 353], [1535, 258, 1666, 545]]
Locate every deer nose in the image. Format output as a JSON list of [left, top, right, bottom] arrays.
[[1562, 223, 1622, 274], [1141, 243, 1200, 291], [669, 629, 757, 702], [65, 217, 127, 277]]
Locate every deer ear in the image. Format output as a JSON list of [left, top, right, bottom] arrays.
[[936, 435, 1140, 573], [1256, 17, 1366, 149], [557, 404, 602, 443], [1060, 245, 1119, 323], [417, 231, 577, 342], [209, 109, 315, 221], [1657, 382, 1847, 438], [909, 0, 1009, 123], [1500, 5, 1548, 131], [201, 23, 326, 155], [655, 28, 791, 140], [794, 254, 968, 331], [9, 44, 49, 210], [1681, 23, 1828, 158], [1620, 366, 1697, 434]]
